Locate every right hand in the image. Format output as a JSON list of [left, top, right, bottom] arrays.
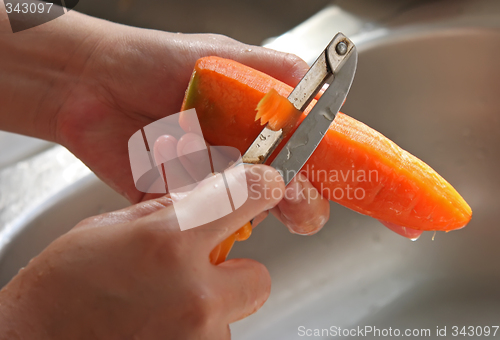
[[0, 165, 285, 340]]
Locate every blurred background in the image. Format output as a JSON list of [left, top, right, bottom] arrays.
[[73, 0, 332, 45]]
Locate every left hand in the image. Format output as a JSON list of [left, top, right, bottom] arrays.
[[34, 10, 329, 235], [0, 8, 309, 204], [56, 16, 330, 234], [52, 14, 311, 204]]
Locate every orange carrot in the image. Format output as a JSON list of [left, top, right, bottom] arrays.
[[181, 56, 472, 260]]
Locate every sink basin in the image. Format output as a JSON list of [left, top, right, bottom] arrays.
[[1, 1, 500, 339]]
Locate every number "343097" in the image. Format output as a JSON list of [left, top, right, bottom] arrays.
[[5, 2, 54, 14]]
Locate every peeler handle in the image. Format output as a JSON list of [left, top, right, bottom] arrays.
[[209, 221, 252, 264]]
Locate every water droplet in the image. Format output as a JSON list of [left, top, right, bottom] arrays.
[[259, 135, 266, 140], [246, 48, 253, 52], [322, 108, 335, 121], [289, 137, 308, 149], [432, 231, 437, 241]]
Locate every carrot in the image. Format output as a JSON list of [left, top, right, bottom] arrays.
[[181, 56, 472, 254]]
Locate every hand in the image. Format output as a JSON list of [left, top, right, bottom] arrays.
[[51, 14, 309, 204], [154, 132, 330, 237], [0, 165, 284, 339]]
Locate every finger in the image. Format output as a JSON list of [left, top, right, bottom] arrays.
[[140, 191, 167, 202], [176, 133, 227, 181], [378, 220, 423, 240], [215, 258, 271, 323], [210, 211, 268, 265], [177, 113, 236, 175], [153, 134, 178, 165], [251, 211, 269, 228], [231, 45, 309, 87], [151, 164, 285, 249], [181, 34, 309, 87], [154, 135, 196, 195], [271, 172, 329, 235], [75, 195, 173, 229]]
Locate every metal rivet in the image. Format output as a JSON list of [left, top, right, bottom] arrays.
[[336, 41, 348, 55]]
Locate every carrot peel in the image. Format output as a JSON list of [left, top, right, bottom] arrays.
[[256, 88, 301, 132]]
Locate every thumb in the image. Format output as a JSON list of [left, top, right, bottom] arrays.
[[241, 46, 309, 87], [183, 34, 309, 87], [230, 45, 309, 87]]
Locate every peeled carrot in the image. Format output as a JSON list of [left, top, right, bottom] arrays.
[[181, 56, 472, 259]]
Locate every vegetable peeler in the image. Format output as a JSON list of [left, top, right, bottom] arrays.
[[210, 33, 357, 264], [242, 32, 358, 183]]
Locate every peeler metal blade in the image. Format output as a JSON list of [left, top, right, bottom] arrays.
[[242, 32, 358, 185]]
